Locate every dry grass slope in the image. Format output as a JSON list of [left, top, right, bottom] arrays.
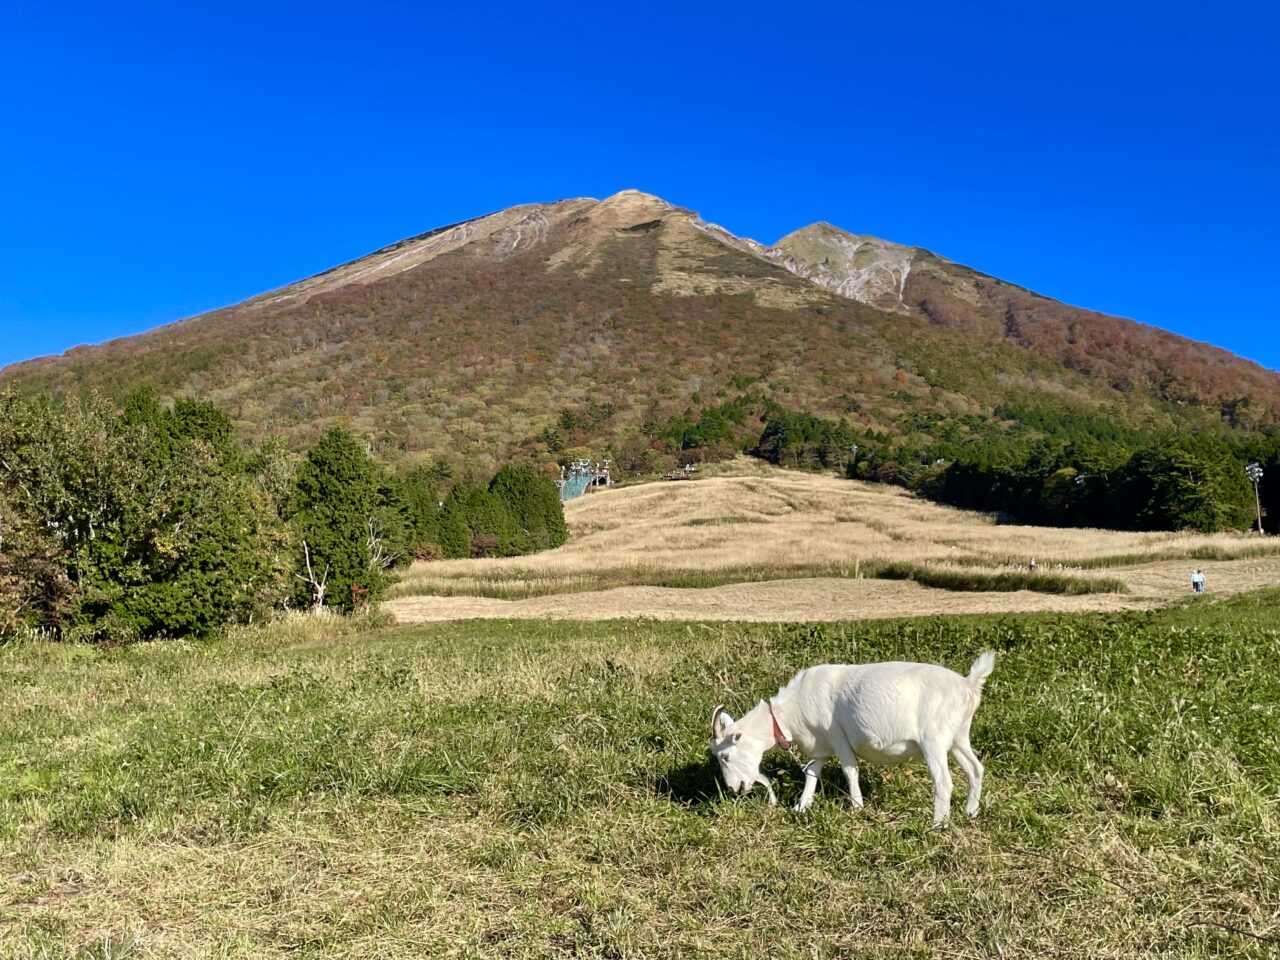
[[386, 460, 1280, 622]]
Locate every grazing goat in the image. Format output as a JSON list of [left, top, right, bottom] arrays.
[[710, 652, 995, 827]]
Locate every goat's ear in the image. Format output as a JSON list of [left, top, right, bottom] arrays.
[[712, 705, 733, 741]]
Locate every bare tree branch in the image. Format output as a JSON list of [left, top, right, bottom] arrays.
[[293, 539, 330, 612], [366, 517, 398, 572]]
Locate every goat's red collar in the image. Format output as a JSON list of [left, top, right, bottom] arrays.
[[768, 701, 792, 750]]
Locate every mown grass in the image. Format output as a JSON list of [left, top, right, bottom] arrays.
[[394, 559, 1125, 600], [2, 595, 1278, 957], [389, 562, 870, 599], [389, 466, 1280, 613]]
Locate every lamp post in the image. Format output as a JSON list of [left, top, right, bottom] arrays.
[[1245, 462, 1264, 534]]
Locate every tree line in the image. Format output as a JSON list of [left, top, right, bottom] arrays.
[[883, 403, 1279, 533], [647, 395, 860, 470], [0, 389, 566, 641], [638, 395, 1279, 534]]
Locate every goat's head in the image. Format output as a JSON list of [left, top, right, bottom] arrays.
[[709, 704, 775, 804]]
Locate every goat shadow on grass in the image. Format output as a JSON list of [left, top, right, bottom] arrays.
[[649, 757, 904, 819], [646, 755, 801, 814]]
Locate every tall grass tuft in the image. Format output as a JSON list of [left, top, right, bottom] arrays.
[[873, 562, 1128, 595]]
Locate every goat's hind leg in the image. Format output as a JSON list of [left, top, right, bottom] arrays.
[[950, 737, 984, 819], [834, 745, 864, 810], [922, 740, 954, 829]]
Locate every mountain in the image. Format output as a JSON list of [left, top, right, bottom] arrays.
[[4, 190, 1277, 468], [765, 223, 1272, 410]]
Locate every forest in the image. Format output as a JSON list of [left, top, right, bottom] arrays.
[[0, 388, 566, 641], [632, 394, 1279, 534], [3, 384, 1276, 643]]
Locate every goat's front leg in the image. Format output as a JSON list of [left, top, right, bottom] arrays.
[[793, 759, 823, 812], [749, 774, 778, 806]]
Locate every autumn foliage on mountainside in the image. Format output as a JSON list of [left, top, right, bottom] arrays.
[[4, 192, 1277, 481], [903, 253, 1272, 416]]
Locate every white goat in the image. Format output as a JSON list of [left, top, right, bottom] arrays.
[[710, 652, 995, 827]]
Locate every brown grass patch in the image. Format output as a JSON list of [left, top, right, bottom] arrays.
[[387, 461, 1279, 622]]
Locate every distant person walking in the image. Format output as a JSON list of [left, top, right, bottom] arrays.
[[1190, 569, 1206, 593]]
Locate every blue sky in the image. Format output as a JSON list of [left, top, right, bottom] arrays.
[[2, 1, 1277, 372]]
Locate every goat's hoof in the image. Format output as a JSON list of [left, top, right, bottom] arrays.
[[792, 803, 811, 813], [931, 820, 949, 831]]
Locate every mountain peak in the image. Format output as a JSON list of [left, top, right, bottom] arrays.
[[766, 223, 917, 310], [594, 189, 677, 221], [600, 188, 669, 205], [777, 221, 914, 253]]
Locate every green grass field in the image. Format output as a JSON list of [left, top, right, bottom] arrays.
[[2, 593, 1278, 958]]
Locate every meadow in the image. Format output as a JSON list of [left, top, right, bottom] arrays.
[[2, 591, 1278, 958], [387, 461, 1280, 622]]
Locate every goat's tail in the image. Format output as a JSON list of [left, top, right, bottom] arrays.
[[967, 650, 997, 690]]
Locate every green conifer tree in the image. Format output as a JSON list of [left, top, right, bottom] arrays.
[[289, 428, 383, 611], [488, 465, 568, 552], [436, 483, 474, 559], [460, 485, 519, 557]]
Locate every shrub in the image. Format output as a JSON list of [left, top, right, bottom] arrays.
[[414, 541, 445, 562], [0, 390, 287, 640], [469, 534, 502, 558], [110, 444, 289, 636], [488, 465, 568, 553], [0, 489, 74, 638]]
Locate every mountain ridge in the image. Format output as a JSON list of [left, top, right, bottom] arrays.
[[4, 189, 1276, 467]]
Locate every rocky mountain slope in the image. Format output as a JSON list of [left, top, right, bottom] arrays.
[[765, 222, 1266, 410], [4, 190, 1277, 466]]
